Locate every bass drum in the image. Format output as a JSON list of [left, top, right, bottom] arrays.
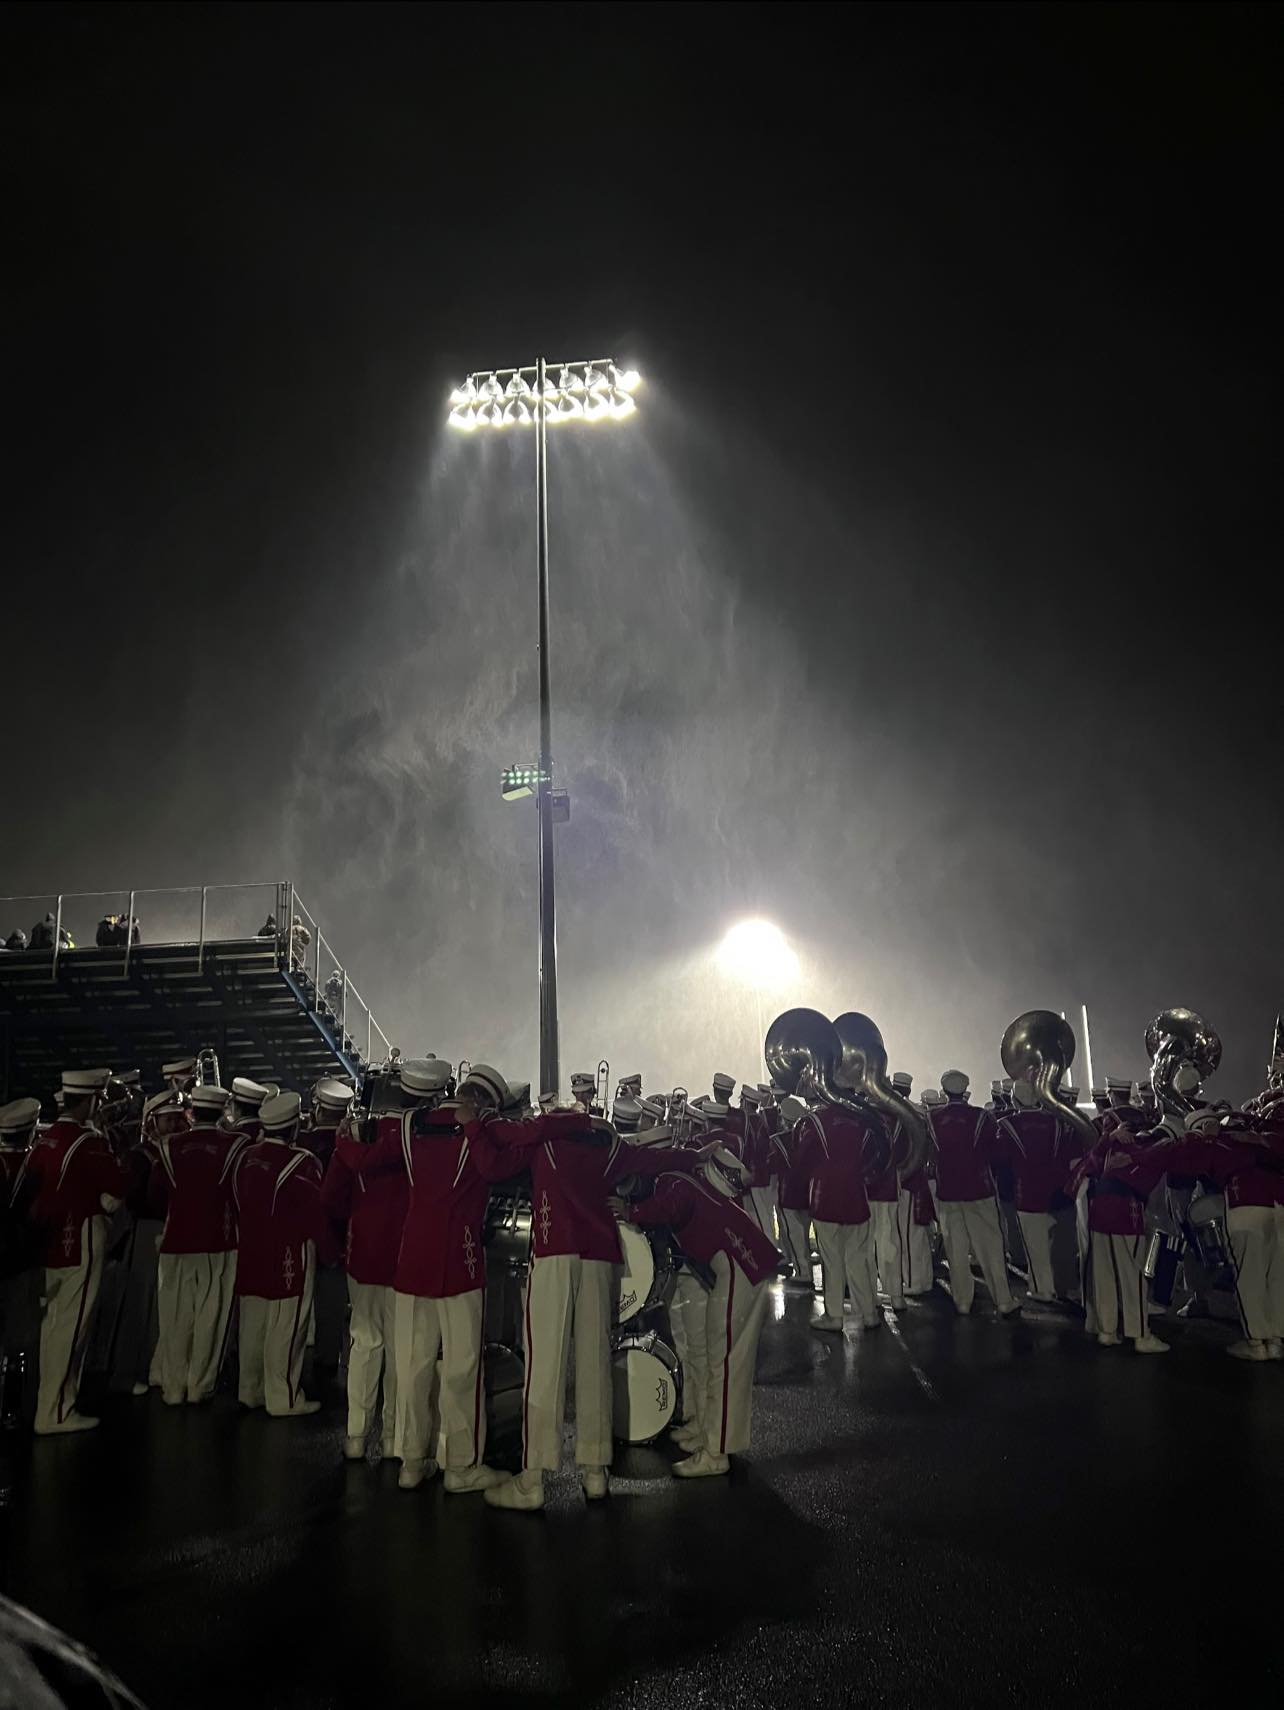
[[615, 1219, 671, 1324], [611, 1332, 682, 1444]]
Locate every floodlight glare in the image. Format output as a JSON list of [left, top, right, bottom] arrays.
[[717, 919, 799, 988]]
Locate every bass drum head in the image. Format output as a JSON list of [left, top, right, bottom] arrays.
[[611, 1335, 681, 1444], [615, 1220, 657, 1324]]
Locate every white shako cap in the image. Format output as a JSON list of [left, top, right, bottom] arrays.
[[260, 1091, 302, 1133], [921, 1088, 946, 1108], [162, 1057, 197, 1080], [704, 1145, 750, 1198], [711, 1072, 736, 1098], [1091, 1086, 1107, 1100], [399, 1059, 453, 1098], [0, 1097, 41, 1134], [612, 1096, 643, 1131], [1106, 1076, 1133, 1094], [503, 1082, 531, 1113], [1011, 1080, 1038, 1110], [990, 1080, 1004, 1096], [940, 1070, 969, 1096], [314, 1077, 354, 1111], [570, 1073, 596, 1092], [739, 1086, 762, 1106], [617, 1074, 642, 1093], [143, 1088, 181, 1119], [111, 1068, 142, 1088], [231, 1077, 271, 1107], [189, 1084, 231, 1114], [1184, 1108, 1222, 1134], [891, 1071, 913, 1093], [1061, 1085, 1080, 1103], [62, 1067, 111, 1098], [456, 1064, 508, 1111]]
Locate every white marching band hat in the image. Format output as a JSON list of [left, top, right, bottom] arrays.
[[570, 1072, 596, 1090], [143, 1088, 181, 1119], [62, 1067, 111, 1097], [941, 1070, 970, 1095], [0, 1097, 41, 1134], [739, 1086, 762, 1106], [1106, 1076, 1133, 1094], [231, 1077, 272, 1107], [1184, 1108, 1222, 1133], [1061, 1085, 1080, 1102], [314, 1077, 354, 1110], [637, 1095, 665, 1120], [456, 1063, 508, 1110], [921, 1088, 946, 1107], [189, 1084, 231, 1113], [111, 1068, 142, 1088], [1091, 1086, 1107, 1100], [400, 1058, 454, 1098], [162, 1057, 197, 1080], [711, 1072, 736, 1097], [990, 1079, 1003, 1095], [260, 1091, 302, 1132], [612, 1096, 643, 1129], [617, 1074, 642, 1092]]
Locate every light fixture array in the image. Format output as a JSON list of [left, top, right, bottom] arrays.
[[449, 362, 640, 431]]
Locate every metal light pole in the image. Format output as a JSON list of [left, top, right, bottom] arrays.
[[449, 357, 640, 1100]]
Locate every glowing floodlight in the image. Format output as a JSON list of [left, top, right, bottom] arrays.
[[717, 919, 799, 988], [449, 403, 478, 430], [450, 377, 478, 406], [616, 368, 641, 392]]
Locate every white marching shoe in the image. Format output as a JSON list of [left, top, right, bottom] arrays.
[[484, 1470, 545, 1511], [397, 1457, 438, 1490], [1132, 1335, 1170, 1355], [580, 1467, 609, 1500], [343, 1435, 367, 1460], [444, 1465, 504, 1493], [673, 1449, 731, 1479], [671, 1422, 704, 1452], [1227, 1339, 1270, 1362], [811, 1315, 844, 1334], [1265, 1339, 1283, 1361], [35, 1412, 99, 1435], [1096, 1332, 1122, 1347], [130, 1382, 150, 1397], [271, 1399, 321, 1417]]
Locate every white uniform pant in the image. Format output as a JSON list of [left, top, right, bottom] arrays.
[[813, 1219, 878, 1322], [869, 1200, 906, 1305], [347, 1278, 397, 1441], [781, 1207, 814, 1284], [1015, 1208, 1071, 1300], [699, 1252, 769, 1457], [668, 1271, 709, 1431], [1088, 1231, 1148, 1340], [1226, 1204, 1284, 1342], [156, 1251, 237, 1402], [238, 1249, 315, 1415], [521, 1254, 613, 1473], [897, 1192, 935, 1295], [748, 1185, 782, 1250], [938, 1198, 1014, 1313], [393, 1288, 484, 1467], [36, 1216, 106, 1432]]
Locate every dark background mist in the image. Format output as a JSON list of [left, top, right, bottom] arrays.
[[4, 3, 1280, 1099]]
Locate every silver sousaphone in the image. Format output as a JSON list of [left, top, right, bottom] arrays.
[[1000, 1009, 1098, 1148], [832, 1011, 930, 1177]]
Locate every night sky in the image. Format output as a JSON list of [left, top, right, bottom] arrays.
[[4, 2, 1280, 1099]]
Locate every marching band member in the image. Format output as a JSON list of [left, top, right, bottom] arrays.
[[480, 1087, 704, 1512], [866, 1071, 915, 1311], [620, 1160, 779, 1478], [302, 1078, 352, 1170], [777, 1096, 815, 1287], [570, 1073, 602, 1116], [0, 1098, 42, 1426], [331, 1058, 535, 1491], [998, 1081, 1078, 1302], [161, 1057, 198, 1094], [795, 1095, 880, 1332], [233, 1091, 323, 1416], [225, 1077, 273, 1141], [928, 1071, 1018, 1317], [741, 1086, 782, 1250], [24, 1068, 126, 1433], [1070, 1105, 1171, 1354], [149, 1081, 248, 1404]]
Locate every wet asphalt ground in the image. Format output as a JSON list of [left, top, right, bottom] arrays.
[[2, 1280, 1281, 1710]]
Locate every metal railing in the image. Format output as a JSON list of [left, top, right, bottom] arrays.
[[0, 881, 391, 1069]]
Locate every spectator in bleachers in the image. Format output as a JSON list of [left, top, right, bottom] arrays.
[[29, 915, 73, 951], [290, 916, 311, 972], [257, 913, 277, 939], [96, 915, 120, 947], [3, 929, 27, 951]]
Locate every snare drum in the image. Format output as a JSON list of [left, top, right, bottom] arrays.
[[1186, 1193, 1230, 1268], [611, 1332, 681, 1444], [615, 1219, 671, 1324]]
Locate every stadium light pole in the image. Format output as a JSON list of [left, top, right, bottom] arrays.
[[448, 357, 641, 1099]]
